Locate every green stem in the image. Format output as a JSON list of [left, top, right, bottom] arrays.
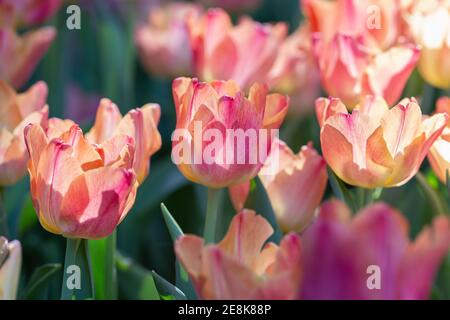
[[0, 187, 8, 237], [61, 238, 94, 300], [203, 188, 222, 244], [105, 231, 117, 299], [416, 172, 447, 216]]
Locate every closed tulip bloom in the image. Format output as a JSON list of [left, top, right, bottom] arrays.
[[0, 27, 56, 88], [405, 0, 450, 89], [134, 2, 202, 78], [316, 96, 447, 188], [24, 120, 138, 239], [86, 98, 162, 184], [258, 138, 327, 233], [312, 33, 419, 108], [187, 8, 287, 90], [175, 210, 302, 300], [0, 237, 21, 300], [0, 80, 48, 185], [172, 77, 289, 188], [303, 0, 402, 50], [299, 200, 450, 299], [428, 97, 450, 182]]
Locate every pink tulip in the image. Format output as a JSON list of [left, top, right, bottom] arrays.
[[175, 210, 302, 299], [0, 27, 56, 89], [299, 199, 450, 299], [0, 80, 48, 185], [0, 237, 21, 300], [316, 95, 447, 188], [0, 0, 61, 27], [172, 77, 289, 188]]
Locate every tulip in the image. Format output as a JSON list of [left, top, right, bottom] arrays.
[[404, 0, 450, 89], [86, 98, 162, 184], [312, 33, 420, 108], [0, 0, 61, 27], [0, 80, 48, 185], [0, 27, 56, 89], [175, 210, 302, 299], [428, 97, 450, 183], [299, 199, 450, 299], [187, 8, 287, 90], [171, 77, 289, 188], [258, 138, 327, 233], [316, 95, 447, 188], [24, 120, 138, 239], [0, 237, 21, 300], [134, 2, 202, 78], [302, 0, 402, 50]]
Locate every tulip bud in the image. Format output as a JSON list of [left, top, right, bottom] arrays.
[[0, 237, 21, 300]]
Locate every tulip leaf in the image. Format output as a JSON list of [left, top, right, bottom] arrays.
[[151, 271, 186, 300], [327, 168, 356, 211], [416, 172, 447, 218], [161, 203, 183, 241], [22, 263, 62, 300], [116, 252, 160, 300]]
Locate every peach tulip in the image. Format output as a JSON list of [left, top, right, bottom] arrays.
[[404, 0, 450, 89], [316, 95, 447, 188], [134, 2, 202, 78], [303, 0, 402, 50], [24, 119, 138, 239], [171, 77, 289, 188], [175, 210, 302, 300], [428, 97, 450, 183], [187, 8, 287, 90], [86, 99, 162, 184], [312, 33, 419, 108], [0, 27, 56, 88], [0, 237, 21, 300], [0, 0, 61, 27], [0, 80, 48, 185], [299, 200, 450, 299]]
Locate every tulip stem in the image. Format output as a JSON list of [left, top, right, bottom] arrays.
[[105, 231, 118, 299], [61, 238, 94, 300], [203, 188, 223, 244]]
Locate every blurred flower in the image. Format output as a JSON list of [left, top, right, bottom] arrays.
[[200, 0, 262, 13], [302, 0, 402, 50], [187, 8, 287, 90], [0, 80, 48, 185], [0, 237, 21, 300], [299, 199, 450, 299], [428, 97, 450, 183], [267, 24, 321, 115], [316, 95, 447, 188], [86, 99, 162, 184], [228, 180, 251, 212], [175, 210, 301, 299], [404, 0, 450, 89], [172, 77, 289, 188], [258, 138, 327, 233], [0, 0, 61, 27], [312, 33, 419, 108], [0, 27, 56, 88], [135, 2, 203, 78], [64, 84, 100, 125], [24, 117, 139, 239]]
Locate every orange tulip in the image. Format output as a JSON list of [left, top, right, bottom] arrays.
[[428, 97, 450, 183], [134, 2, 203, 78], [86, 98, 162, 184], [172, 77, 289, 188], [316, 95, 447, 188], [175, 210, 301, 299], [0, 27, 56, 88], [0, 80, 48, 185], [24, 119, 138, 239], [312, 33, 419, 108], [303, 0, 402, 50], [404, 0, 450, 89], [187, 8, 287, 90], [0, 237, 21, 300]]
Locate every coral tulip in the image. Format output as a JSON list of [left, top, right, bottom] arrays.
[[175, 210, 302, 299], [316, 95, 447, 188], [0, 237, 21, 300], [0, 80, 48, 185]]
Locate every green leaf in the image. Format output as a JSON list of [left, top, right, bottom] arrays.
[[23, 263, 62, 299], [416, 172, 447, 218], [151, 271, 186, 300], [116, 253, 159, 300], [161, 203, 183, 241], [18, 196, 38, 236]]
